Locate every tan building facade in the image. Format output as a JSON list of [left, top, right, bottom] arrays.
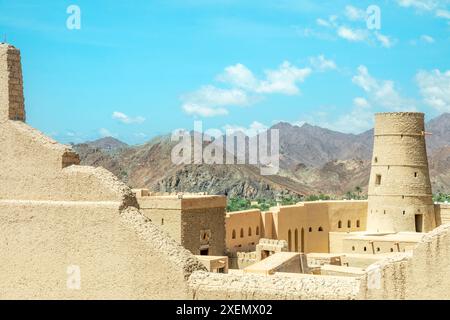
[[133, 191, 226, 256], [226, 201, 367, 254]]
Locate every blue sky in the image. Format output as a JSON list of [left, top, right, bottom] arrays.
[[1, 0, 449, 144]]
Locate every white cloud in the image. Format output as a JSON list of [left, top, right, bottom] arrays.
[[337, 26, 368, 42], [216, 63, 259, 91], [134, 132, 147, 138], [352, 65, 416, 111], [352, 65, 378, 91], [353, 97, 371, 108], [316, 15, 338, 28], [333, 105, 373, 133], [375, 32, 395, 48], [345, 5, 366, 21], [397, 0, 450, 23], [181, 85, 250, 117], [416, 69, 450, 112], [183, 104, 229, 117], [294, 26, 335, 40], [218, 61, 311, 95], [337, 28, 395, 48], [99, 128, 117, 138], [421, 34, 435, 43], [436, 9, 450, 18], [316, 18, 331, 27], [223, 121, 268, 137], [293, 102, 373, 133], [396, 0, 439, 11], [309, 55, 337, 72], [184, 61, 313, 117], [112, 111, 145, 124], [258, 61, 311, 95], [311, 8, 397, 48]]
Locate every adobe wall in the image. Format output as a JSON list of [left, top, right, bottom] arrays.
[[0, 120, 137, 206], [261, 211, 274, 240], [189, 222, 450, 300], [272, 201, 367, 254], [327, 201, 367, 232], [342, 236, 418, 255], [181, 207, 226, 256], [137, 196, 226, 255], [435, 203, 450, 225], [1, 45, 136, 205], [138, 207, 182, 242], [0, 43, 206, 299], [225, 201, 367, 254], [0, 204, 206, 299], [359, 223, 450, 299], [273, 203, 329, 253], [226, 209, 263, 253], [188, 271, 361, 300]]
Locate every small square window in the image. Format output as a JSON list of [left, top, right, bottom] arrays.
[[375, 174, 382, 185]]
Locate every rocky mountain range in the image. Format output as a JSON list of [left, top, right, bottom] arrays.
[[72, 113, 450, 199]]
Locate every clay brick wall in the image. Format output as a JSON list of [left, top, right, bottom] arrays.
[[0, 44, 25, 122], [137, 196, 226, 256], [181, 207, 226, 256]]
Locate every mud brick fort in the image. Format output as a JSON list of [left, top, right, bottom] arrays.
[[1, 43, 450, 299]]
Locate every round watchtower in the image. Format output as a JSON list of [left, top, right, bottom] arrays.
[[366, 112, 436, 233]]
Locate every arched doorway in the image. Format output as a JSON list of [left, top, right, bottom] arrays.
[[294, 229, 298, 252], [301, 228, 305, 252], [288, 229, 292, 251]]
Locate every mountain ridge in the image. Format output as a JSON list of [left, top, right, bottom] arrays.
[[73, 113, 450, 198]]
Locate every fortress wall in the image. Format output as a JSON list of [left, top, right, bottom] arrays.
[[0, 44, 208, 299], [261, 211, 274, 239], [225, 201, 367, 254], [435, 203, 450, 225], [0, 203, 205, 299], [342, 237, 417, 255], [326, 201, 367, 232], [188, 271, 361, 300], [190, 223, 450, 300], [182, 207, 226, 256], [275, 204, 329, 253], [270, 201, 366, 253], [359, 223, 450, 299], [225, 209, 263, 253], [0, 121, 136, 205], [139, 208, 182, 242], [137, 196, 226, 255]]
